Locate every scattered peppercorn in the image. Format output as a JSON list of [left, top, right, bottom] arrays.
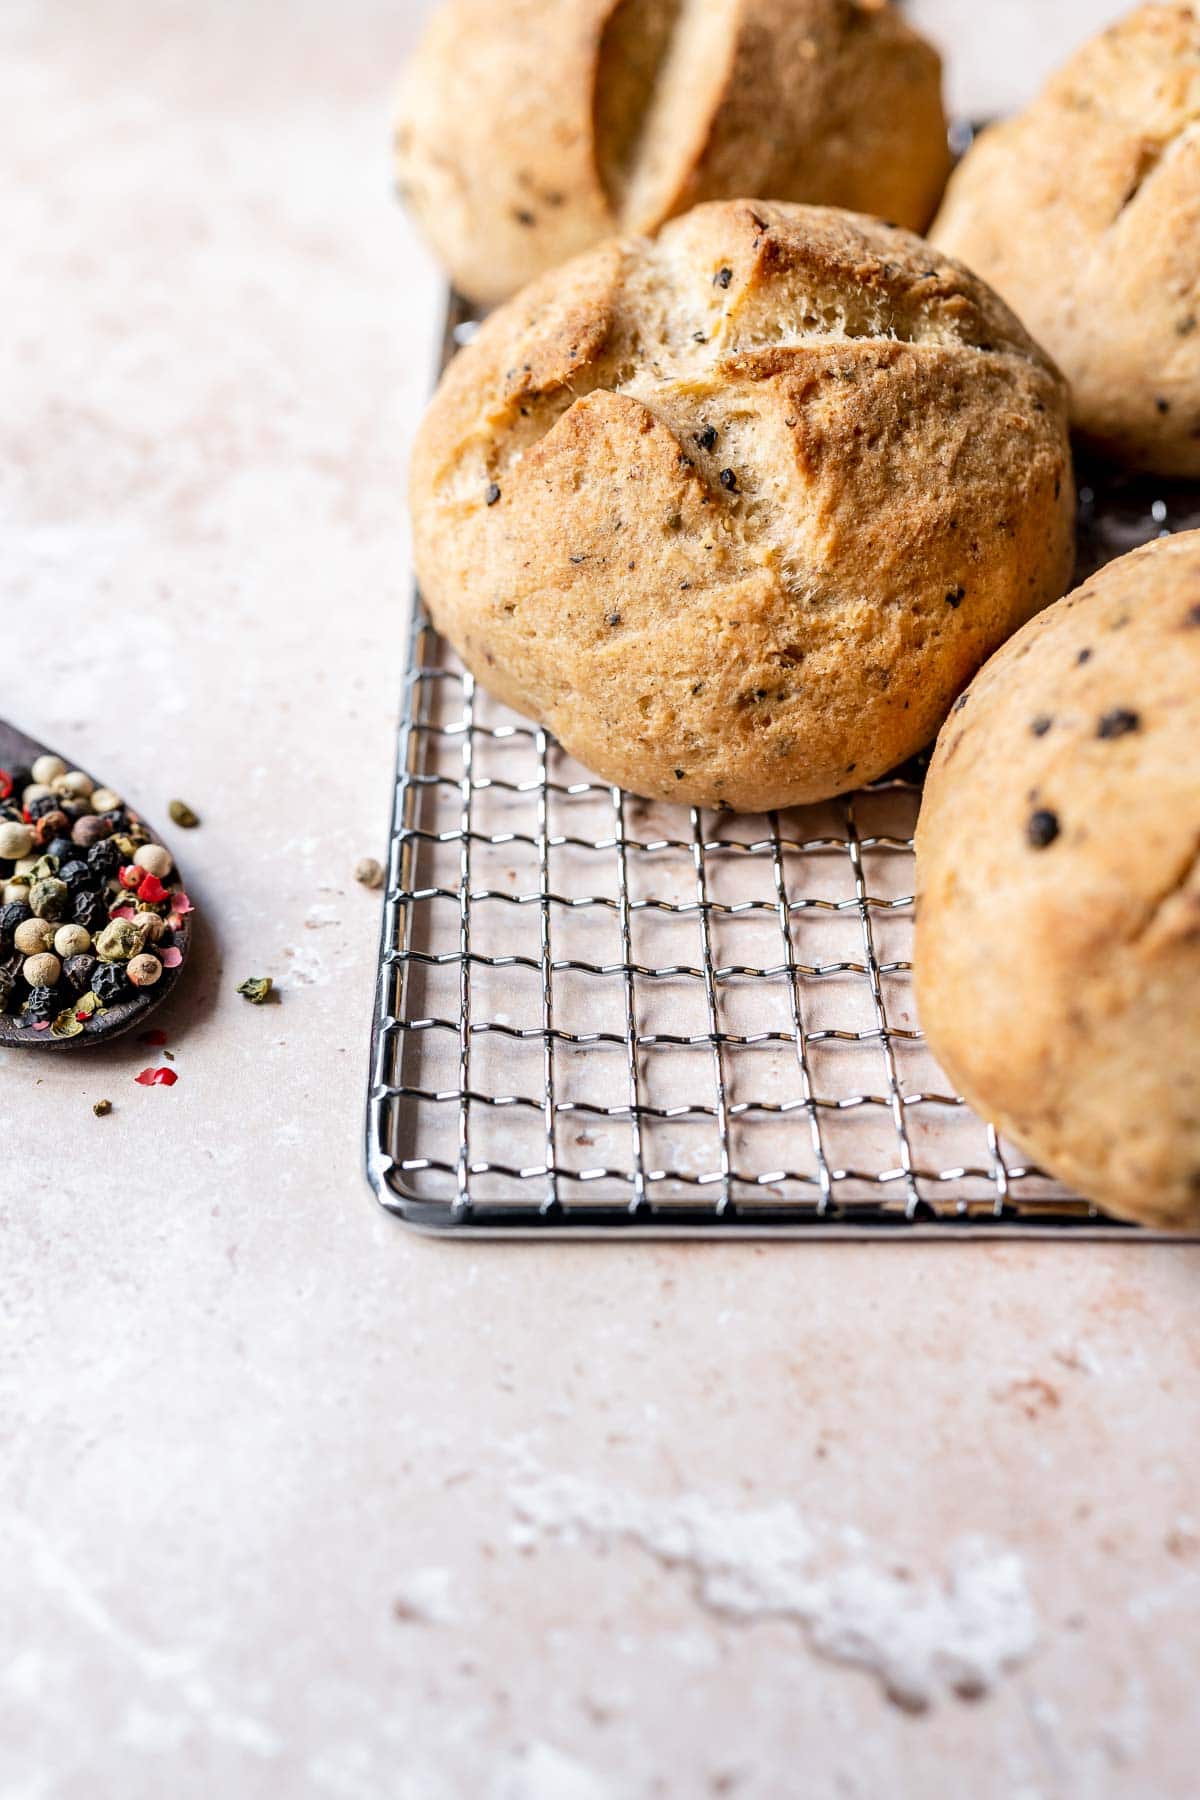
[[355, 857, 385, 889], [93, 1099, 112, 1117], [1027, 808, 1061, 849], [168, 799, 200, 828], [237, 977, 274, 1005], [1097, 708, 1141, 739]]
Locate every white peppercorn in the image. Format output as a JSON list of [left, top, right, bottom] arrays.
[[54, 923, 92, 958], [0, 822, 33, 860], [3, 880, 30, 905], [52, 769, 95, 799], [90, 786, 122, 813], [31, 754, 67, 786], [131, 909, 166, 944], [354, 856, 385, 889], [133, 843, 172, 878], [22, 951, 61, 987], [126, 953, 163, 988], [13, 917, 55, 956], [21, 783, 53, 808]]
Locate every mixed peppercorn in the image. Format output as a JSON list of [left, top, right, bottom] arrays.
[[0, 754, 191, 1036]]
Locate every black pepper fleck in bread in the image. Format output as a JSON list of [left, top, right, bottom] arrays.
[[394, 0, 951, 306], [410, 200, 1076, 811], [915, 532, 1200, 1229]]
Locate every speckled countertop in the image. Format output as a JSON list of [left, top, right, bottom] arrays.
[[4, 3, 1198, 1795]]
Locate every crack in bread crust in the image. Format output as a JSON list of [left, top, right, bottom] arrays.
[[395, 0, 950, 306]]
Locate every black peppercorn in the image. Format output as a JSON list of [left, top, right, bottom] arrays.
[[58, 859, 97, 896], [63, 953, 97, 994], [72, 889, 109, 933], [22, 985, 59, 1025], [1096, 708, 1141, 739], [26, 793, 61, 822], [695, 425, 718, 452], [45, 836, 75, 867], [485, 482, 501, 506], [0, 901, 31, 955], [86, 839, 121, 880], [91, 963, 130, 1005], [1027, 808, 1061, 849], [714, 267, 733, 289], [1030, 715, 1053, 737], [719, 468, 738, 491], [0, 966, 14, 1013]]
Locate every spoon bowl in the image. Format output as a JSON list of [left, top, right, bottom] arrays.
[[0, 718, 192, 1049]]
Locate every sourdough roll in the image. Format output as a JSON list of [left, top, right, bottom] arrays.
[[933, 3, 1200, 475], [916, 533, 1200, 1230], [410, 201, 1075, 811], [395, 0, 951, 306]]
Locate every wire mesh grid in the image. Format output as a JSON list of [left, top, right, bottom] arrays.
[[365, 300, 1200, 1236]]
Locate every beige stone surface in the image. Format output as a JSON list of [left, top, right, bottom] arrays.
[[3, 3, 1199, 1796]]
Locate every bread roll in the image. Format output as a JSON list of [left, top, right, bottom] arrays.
[[410, 200, 1075, 810], [395, 0, 951, 306], [932, 3, 1200, 475], [916, 532, 1200, 1229]]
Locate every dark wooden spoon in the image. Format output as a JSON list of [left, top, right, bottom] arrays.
[[0, 718, 191, 1050]]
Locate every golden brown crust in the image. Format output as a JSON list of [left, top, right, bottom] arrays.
[[410, 201, 1075, 811], [932, 3, 1200, 475], [395, 0, 951, 306], [915, 532, 1200, 1229]]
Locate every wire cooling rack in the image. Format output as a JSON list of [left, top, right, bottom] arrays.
[[365, 298, 1200, 1236]]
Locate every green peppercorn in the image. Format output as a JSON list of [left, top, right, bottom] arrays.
[[29, 876, 68, 921], [168, 799, 200, 828], [237, 977, 273, 1004], [94, 918, 147, 962]]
